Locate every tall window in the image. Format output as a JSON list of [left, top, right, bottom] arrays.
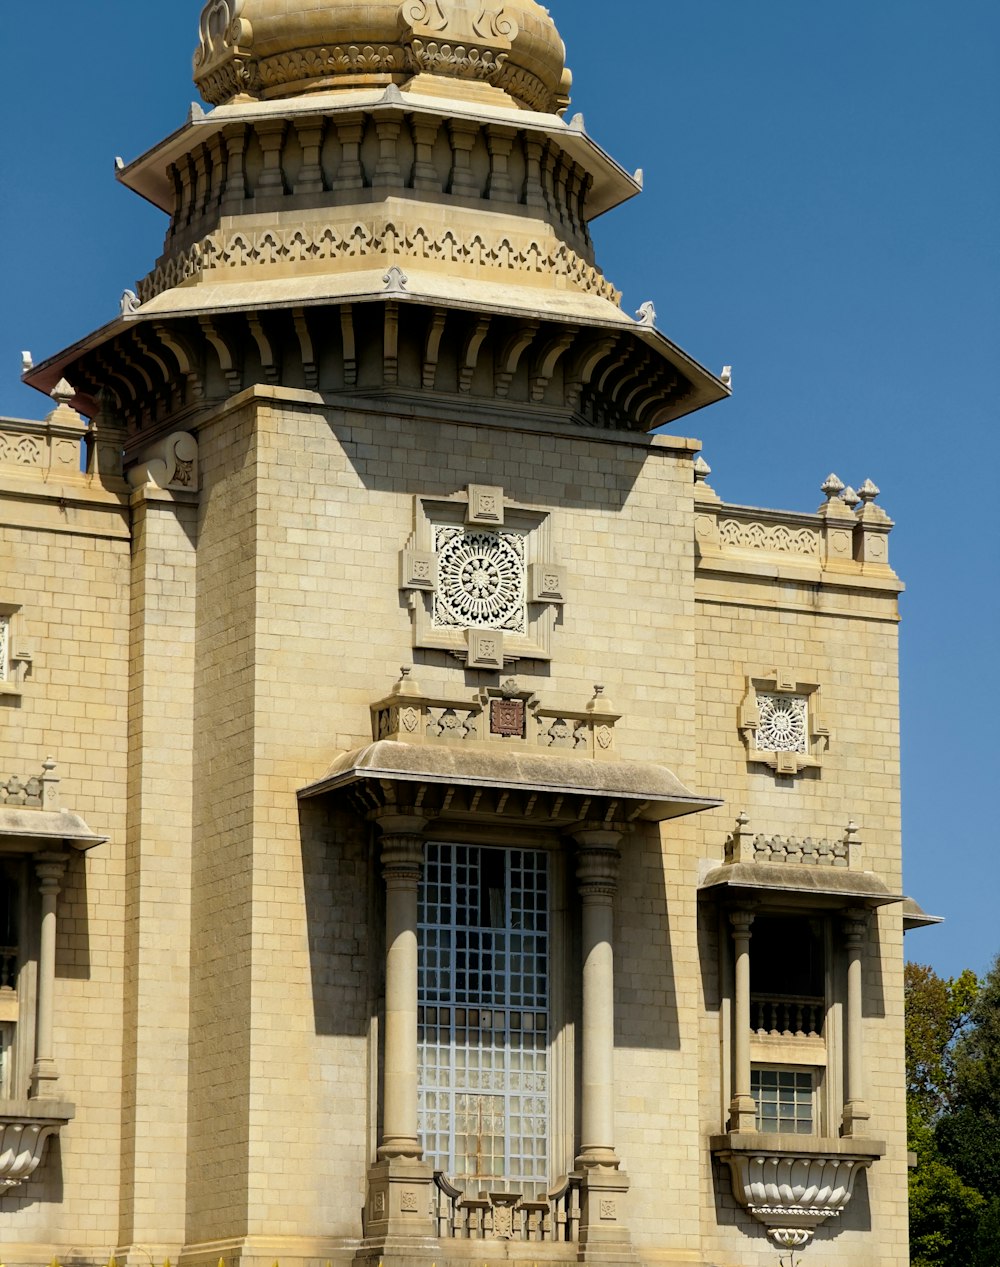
[[0, 614, 9, 681], [418, 844, 549, 1196]]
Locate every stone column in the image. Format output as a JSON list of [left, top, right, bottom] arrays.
[[842, 909, 871, 1136], [30, 851, 67, 1098], [729, 908, 757, 1133], [364, 813, 435, 1248], [573, 827, 632, 1261]]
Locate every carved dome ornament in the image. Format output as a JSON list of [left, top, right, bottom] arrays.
[[193, 0, 571, 114]]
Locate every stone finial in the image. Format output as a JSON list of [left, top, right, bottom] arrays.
[[635, 301, 656, 327], [857, 478, 880, 505], [720, 366, 732, 389], [841, 485, 861, 510], [187, 101, 206, 122], [821, 473, 845, 502], [391, 666, 422, 698], [694, 456, 712, 485], [49, 379, 75, 407], [20, 351, 32, 373], [724, 810, 750, 863], [633, 168, 644, 188], [568, 112, 586, 133], [120, 290, 140, 316], [114, 155, 125, 173]]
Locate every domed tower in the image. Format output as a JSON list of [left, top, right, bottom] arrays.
[[26, 0, 726, 433]]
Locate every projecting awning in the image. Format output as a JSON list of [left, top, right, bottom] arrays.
[[299, 739, 721, 829], [0, 808, 108, 852], [698, 861, 905, 908]]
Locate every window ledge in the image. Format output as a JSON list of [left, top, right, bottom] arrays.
[[0, 1099, 74, 1190], [710, 1133, 884, 1250]]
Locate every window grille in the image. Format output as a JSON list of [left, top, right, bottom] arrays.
[[752, 1067, 814, 1134], [418, 844, 549, 1196]]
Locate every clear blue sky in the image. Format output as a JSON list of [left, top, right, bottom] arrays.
[[2, 3, 997, 979]]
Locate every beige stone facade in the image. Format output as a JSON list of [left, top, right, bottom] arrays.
[[0, 3, 918, 1264]]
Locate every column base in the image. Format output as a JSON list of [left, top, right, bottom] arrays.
[[729, 1094, 757, 1133], [29, 1058, 59, 1099], [361, 1156, 436, 1246], [841, 1099, 871, 1136], [576, 1166, 636, 1265]]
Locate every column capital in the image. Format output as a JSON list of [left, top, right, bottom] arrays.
[[374, 811, 428, 884], [574, 829, 623, 901], [842, 907, 870, 945], [34, 851, 67, 896], [728, 906, 755, 937]]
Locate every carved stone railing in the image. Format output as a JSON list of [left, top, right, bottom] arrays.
[[751, 994, 824, 1039], [433, 1171, 580, 1242], [711, 1135, 883, 1250], [0, 1103, 74, 1189], [0, 760, 60, 811], [0, 405, 85, 480], [372, 671, 621, 762], [694, 469, 895, 576], [725, 814, 859, 869]]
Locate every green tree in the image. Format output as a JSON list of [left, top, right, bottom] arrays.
[[909, 1160, 985, 1267], [904, 961, 978, 1140], [937, 954, 1000, 1197], [971, 1196, 1000, 1267], [905, 960, 982, 1265]]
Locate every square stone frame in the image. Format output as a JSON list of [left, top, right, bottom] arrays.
[[400, 488, 563, 664], [738, 670, 829, 776]]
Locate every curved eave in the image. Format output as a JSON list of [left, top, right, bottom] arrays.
[[23, 288, 730, 428], [0, 808, 108, 852], [116, 90, 641, 221], [299, 739, 720, 825], [699, 861, 904, 908], [902, 895, 944, 931]]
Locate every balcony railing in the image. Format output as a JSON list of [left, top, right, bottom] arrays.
[[751, 993, 824, 1039], [433, 1171, 581, 1242], [0, 947, 17, 993]]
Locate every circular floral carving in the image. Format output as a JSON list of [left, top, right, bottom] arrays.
[[433, 529, 525, 633], [756, 694, 808, 753]]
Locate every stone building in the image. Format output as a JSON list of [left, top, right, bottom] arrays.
[[0, 2, 930, 1264]]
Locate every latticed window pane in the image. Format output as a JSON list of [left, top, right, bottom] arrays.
[[751, 1067, 814, 1134], [418, 844, 549, 1196], [755, 693, 808, 753]]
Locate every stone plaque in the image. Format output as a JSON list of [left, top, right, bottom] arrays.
[[491, 697, 525, 737]]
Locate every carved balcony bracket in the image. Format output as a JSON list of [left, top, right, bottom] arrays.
[[0, 1103, 74, 1190], [711, 1135, 883, 1249]]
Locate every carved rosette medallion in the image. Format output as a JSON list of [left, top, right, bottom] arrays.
[[432, 527, 526, 634], [755, 694, 808, 754]]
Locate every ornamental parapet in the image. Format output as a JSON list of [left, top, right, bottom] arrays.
[[694, 464, 900, 590], [372, 670, 622, 762], [711, 1133, 884, 1251]]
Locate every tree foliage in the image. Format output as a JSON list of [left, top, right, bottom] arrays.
[[906, 954, 1000, 1264]]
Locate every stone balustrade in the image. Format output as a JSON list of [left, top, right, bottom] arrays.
[[751, 993, 825, 1039], [372, 672, 621, 762], [0, 412, 85, 479], [433, 1170, 581, 1242], [725, 814, 860, 869], [0, 760, 60, 811], [694, 465, 896, 576]]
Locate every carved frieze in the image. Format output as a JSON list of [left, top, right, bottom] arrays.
[[136, 220, 620, 307]]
